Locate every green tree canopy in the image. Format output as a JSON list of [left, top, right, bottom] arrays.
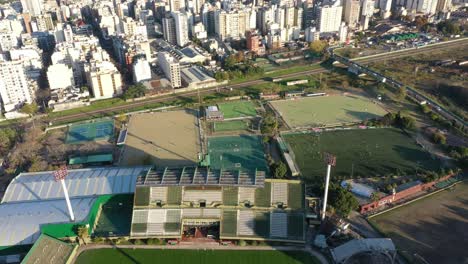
[[122, 83, 147, 100], [273, 161, 288, 179], [309, 40, 328, 55], [328, 184, 359, 218], [20, 103, 38, 116]]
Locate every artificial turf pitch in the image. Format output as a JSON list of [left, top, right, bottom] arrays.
[[218, 101, 257, 119], [214, 120, 249, 132], [75, 249, 319, 264], [270, 95, 387, 127], [207, 135, 268, 172], [283, 128, 441, 180]]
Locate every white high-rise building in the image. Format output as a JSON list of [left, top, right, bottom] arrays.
[[133, 58, 152, 83], [305, 27, 320, 42], [344, 0, 361, 28], [47, 64, 74, 90], [406, 0, 438, 14], [317, 4, 343, 33], [338, 22, 348, 43], [0, 60, 34, 112], [21, 0, 43, 16], [158, 52, 181, 88], [173, 12, 189, 46]]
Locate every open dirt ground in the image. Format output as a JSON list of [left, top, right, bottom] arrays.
[[370, 181, 468, 264], [120, 109, 201, 167]]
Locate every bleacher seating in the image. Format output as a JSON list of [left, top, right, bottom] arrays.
[[237, 210, 255, 236], [238, 187, 255, 204], [183, 190, 222, 204], [147, 223, 164, 235], [287, 213, 304, 239], [223, 187, 239, 206], [203, 208, 221, 218], [166, 186, 182, 204], [255, 182, 271, 207], [288, 183, 304, 209], [132, 210, 149, 223], [272, 182, 288, 205], [166, 209, 181, 222], [183, 208, 202, 218], [148, 209, 166, 223], [270, 212, 287, 238], [150, 187, 167, 203], [254, 212, 270, 237], [221, 210, 237, 236]]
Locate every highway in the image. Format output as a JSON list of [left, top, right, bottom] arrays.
[[331, 38, 468, 130], [24, 38, 468, 126]]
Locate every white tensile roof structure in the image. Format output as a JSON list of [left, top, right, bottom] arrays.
[[331, 238, 397, 264], [0, 166, 150, 247]]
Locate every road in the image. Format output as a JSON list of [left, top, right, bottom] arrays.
[[3, 39, 465, 127]]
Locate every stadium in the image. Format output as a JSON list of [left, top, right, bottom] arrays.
[[130, 167, 305, 242]]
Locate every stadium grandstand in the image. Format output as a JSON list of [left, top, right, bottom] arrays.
[[21, 234, 76, 264], [130, 166, 306, 242], [0, 167, 149, 248]]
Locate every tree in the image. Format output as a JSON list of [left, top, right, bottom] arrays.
[[309, 40, 327, 55], [273, 161, 288, 179], [414, 16, 428, 30], [260, 114, 278, 135], [328, 184, 359, 218], [20, 103, 38, 116], [396, 87, 407, 100], [341, 80, 350, 89], [122, 83, 147, 100], [0, 128, 17, 156], [432, 132, 446, 145], [400, 115, 415, 130], [224, 55, 237, 69], [437, 21, 461, 35], [76, 225, 89, 244]]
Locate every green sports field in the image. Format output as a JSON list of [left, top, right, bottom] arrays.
[[218, 101, 257, 119], [283, 128, 441, 181], [270, 95, 387, 127], [213, 120, 249, 132], [65, 119, 114, 144], [75, 249, 319, 264], [207, 135, 268, 172]]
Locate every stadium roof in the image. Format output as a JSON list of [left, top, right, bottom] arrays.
[[0, 197, 94, 246], [2, 167, 150, 203], [135, 167, 265, 187], [21, 234, 75, 264], [331, 238, 396, 264]]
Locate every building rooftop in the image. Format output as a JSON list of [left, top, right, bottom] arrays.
[[2, 166, 149, 203], [21, 234, 75, 264], [0, 197, 95, 246]]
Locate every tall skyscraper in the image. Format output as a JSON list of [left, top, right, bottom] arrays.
[[172, 11, 189, 47], [344, 0, 361, 28], [158, 52, 181, 88], [0, 60, 34, 112], [169, 0, 186, 12], [317, 3, 343, 32], [20, 0, 43, 16], [162, 14, 177, 45]]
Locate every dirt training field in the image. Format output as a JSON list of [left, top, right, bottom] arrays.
[[370, 181, 468, 264], [270, 95, 387, 128], [120, 110, 200, 167]]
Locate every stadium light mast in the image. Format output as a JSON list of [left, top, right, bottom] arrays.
[[322, 153, 336, 221], [53, 166, 75, 222]]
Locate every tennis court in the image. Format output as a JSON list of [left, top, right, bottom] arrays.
[[218, 101, 257, 119], [207, 135, 268, 172], [65, 119, 114, 144], [270, 95, 387, 128], [213, 120, 249, 132]]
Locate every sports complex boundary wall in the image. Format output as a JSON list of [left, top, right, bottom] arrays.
[[360, 173, 457, 214]]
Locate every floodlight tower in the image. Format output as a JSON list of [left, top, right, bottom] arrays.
[[322, 153, 336, 221], [53, 166, 75, 221]]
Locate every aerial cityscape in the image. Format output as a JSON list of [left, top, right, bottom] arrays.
[[0, 0, 466, 262]]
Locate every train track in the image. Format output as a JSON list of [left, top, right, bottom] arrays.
[[22, 39, 468, 125]]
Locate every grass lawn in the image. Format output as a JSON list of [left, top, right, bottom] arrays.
[[369, 181, 468, 264], [270, 95, 387, 128], [218, 101, 257, 119], [75, 249, 319, 264], [282, 128, 441, 181], [214, 120, 249, 132]]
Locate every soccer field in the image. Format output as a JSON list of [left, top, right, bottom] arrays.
[[282, 128, 441, 181], [213, 120, 249, 132], [207, 135, 268, 172], [75, 249, 319, 264], [270, 95, 387, 128], [218, 101, 257, 119], [370, 181, 468, 264]]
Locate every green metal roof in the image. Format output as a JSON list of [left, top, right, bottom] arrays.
[[68, 153, 113, 165]]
